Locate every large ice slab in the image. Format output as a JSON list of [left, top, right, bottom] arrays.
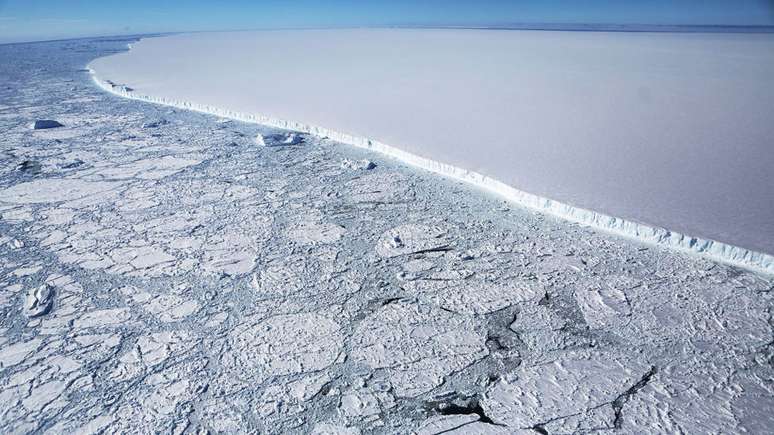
[[88, 29, 774, 269]]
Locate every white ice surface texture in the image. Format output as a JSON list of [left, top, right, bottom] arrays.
[[88, 29, 774, 273]]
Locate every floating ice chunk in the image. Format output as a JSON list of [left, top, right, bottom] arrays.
[[16, 160, 42, 174], [24, 283, 54, 318], [31, 119, 63, 129], [376, 224, 450, 258], [257, 132, 305, 147], [141, 119, 168, 129], [481, 352, 651, 428], [341, 158, 376, 171]]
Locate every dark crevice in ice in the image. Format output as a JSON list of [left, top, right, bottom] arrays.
[[425, 394, 505, 427], [612, 365, 658, 428], [531, 424, 549, 435]]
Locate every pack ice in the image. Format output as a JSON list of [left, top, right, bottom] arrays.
[[0, 35, 773, 435]]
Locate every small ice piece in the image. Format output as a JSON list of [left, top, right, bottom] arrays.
[[16, 160, 42, 174], [142, 119, 168, 129], [280, 133, 303, 145], [31, 120, 63, 130], [11, 239, 24, 249], [376, 224, 449, 258], [258, 132, 305, 147], [341, 159, 377, 170], [25, 283, 54, 317]]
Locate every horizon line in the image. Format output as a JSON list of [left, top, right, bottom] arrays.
[[3, 22, 774, 45]]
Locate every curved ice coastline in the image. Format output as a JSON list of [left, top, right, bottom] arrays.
[[90, 70, 774, 275]]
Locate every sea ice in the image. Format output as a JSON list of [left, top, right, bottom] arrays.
[[1, 36, 772, 434]]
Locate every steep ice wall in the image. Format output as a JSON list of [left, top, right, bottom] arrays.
[[88, 30, 774, 274]]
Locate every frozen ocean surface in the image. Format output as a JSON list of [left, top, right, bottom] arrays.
[[2, 35, 774, 433], [89, 29, 774, 256]]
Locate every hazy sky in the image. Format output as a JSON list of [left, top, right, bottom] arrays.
[[1, 0, 773, 43]]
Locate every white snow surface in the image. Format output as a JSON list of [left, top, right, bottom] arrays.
[[88, 29, 774, 272]]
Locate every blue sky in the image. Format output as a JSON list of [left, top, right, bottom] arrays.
[[1, 0, 773, 43]]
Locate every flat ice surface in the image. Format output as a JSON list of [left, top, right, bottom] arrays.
[[89, 29, 774, 254]]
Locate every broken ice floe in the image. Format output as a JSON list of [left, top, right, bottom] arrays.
[[341, 158, 376, 171], [351, 300, 487, 397], [225, 313, 344, 382], [16, 160, 42, 174], [481, 351, 652, 430], [141, 119, 169, 129], [256, 132, 305, 147], [376, 224, 450, 258]]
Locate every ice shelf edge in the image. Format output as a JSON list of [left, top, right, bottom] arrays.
[[88, 68, 774, 276]]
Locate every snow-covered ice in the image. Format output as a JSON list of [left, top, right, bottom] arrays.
[[88, 29, 774, 270], [0, 35, 773, 434]]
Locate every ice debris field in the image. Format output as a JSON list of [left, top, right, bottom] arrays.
[[88, 29, 774, 272], [0, 33, 772, 434]]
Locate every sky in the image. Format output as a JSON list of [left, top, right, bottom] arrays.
[[1, 0, 773, 43]]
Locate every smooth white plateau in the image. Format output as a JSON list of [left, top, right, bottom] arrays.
[[88, 29, 774, 273]]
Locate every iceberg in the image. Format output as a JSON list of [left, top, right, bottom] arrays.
[[88, 29, 774, 274]]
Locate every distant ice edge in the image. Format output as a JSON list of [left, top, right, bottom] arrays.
[[89, 70, 774, 276]]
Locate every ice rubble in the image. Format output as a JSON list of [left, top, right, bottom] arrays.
[[87, 30, 774, 275]]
